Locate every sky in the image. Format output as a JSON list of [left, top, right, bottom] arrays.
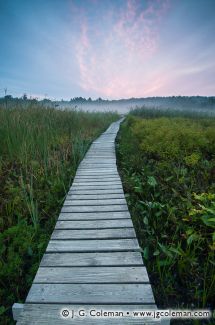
[[0, 0, 215, 100]]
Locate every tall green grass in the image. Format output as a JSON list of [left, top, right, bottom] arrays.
[[117, 114, 215, 324], [0, 101, 118, 324], [130, 105, 215, 119]]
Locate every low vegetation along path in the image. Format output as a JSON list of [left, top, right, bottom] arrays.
[[17, 119, 158, 324]]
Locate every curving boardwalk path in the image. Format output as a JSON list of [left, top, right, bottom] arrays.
[[16, 119, 161, 324]]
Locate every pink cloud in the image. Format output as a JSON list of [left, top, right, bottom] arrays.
[[75, 0, 170, 98]]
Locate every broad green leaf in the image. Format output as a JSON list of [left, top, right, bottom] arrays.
[[147, 176, 157, 187]]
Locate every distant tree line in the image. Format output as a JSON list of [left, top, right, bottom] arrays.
[[1, 94, 215, 108], [69, 97, 104, 103]]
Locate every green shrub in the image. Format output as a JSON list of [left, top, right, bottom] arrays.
[[117, 115, 215, 319]]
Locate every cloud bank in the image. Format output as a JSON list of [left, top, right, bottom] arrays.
[[75, 0, 170, 98]]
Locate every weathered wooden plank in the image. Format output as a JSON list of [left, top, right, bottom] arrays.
[[80, 165, 117, 168], [72, 181, 122, 186], [79, 165, 117, 169], [26, 283, 155, 304], [47, 238, 140, 252], [91, 143, 115, 145], [69, 189, 124, 195], [78, 160, 115, 163], [92, 139, 116, 142], [55, 219, 132, 229], [87, 150, 115, 153], [61, 205, 128, 213], [75, 176, 119, 180], [83, 158, 116, 161], [88, 148, 114, 150], [91, 144, 115, 147], [85, 155, 115, 158], [76, 171, 119, 175], [88, 144, 115, 146], [76, 172, 118, 177], [51, 228, 136, 240], [80, 162, 116, 165], [77, 169, 117, 172], [17, 304, 158, 325], [77, 171, 118, 175], [59, 211, 131, 220], [84, 148, 114, 150], [34, 266, 149, 284], [70, 185, 123, 191], [76, 167, 118, 170], [87, 148, 115, 150], [73, 177, 120, 181], [74, 176, 120, 181], [86, 149, 115, 151], [83, 156, 115, 158], [72, 183, 122, 188], [64, 199, 127, 206], [66, 194, 125, 200], [77, 166, 116, 169], [40, 251, 144, 267]]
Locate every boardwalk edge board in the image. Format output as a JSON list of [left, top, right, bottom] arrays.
[[15, 118, 160, 324]]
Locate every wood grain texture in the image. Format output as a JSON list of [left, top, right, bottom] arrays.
[[69, 189, 124, 195], [26, 283, 155, 304], [76, 172, 119, 176], [46, 238, 140, 252], [61, 205, 128, 213], [74, 177, 120, 181], [77, 169, 117, 173], [66, 194, 125, 200], [52, 228, 136, 240], [34, 266, 149, 283], [40, 251, 144, 267], [70, 185, 123, 191], [72, 182, 122, 186], [55, 219, 133, 229], [64, 199, 127, 206], [58, 211, 131, 220]]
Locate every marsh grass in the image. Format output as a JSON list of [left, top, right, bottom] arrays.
[[0, 100, 118, 324], [117, 113, 215, 324], [130, 105, 215, 119]]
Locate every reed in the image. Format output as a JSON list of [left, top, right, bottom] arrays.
[[0, 100, 118, 324]]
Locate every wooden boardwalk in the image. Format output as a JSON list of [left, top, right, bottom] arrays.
[[16, 119, 160, 324]]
